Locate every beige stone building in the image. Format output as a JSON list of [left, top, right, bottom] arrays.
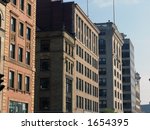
[[35, 0, 99, 113], [96, 22, 124, 113], [0, 0, 9, 113], [0, 0, 36, 113]]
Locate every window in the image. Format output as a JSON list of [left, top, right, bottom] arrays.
[[26, 27, 31, 40], [40, 78, 49, 89], [99, 39, 106, 54], [123, 94, 131, 100], [40, 40, 50, 52], [99, 58, 106, 65], [122, 52, 130, 58], [122, 43, 129, 50], [18, 47, 23, 62], [122, 60, 130, 66], [99, 78, 107, 86], [9, 71, 15, 88], [123, 85, 131, 91], [66, 60, 73, 75], [66, 78, 72, 112], [19, 22, 24, 37], [25, 76, 30, 92], [99, 100, 107, 108], [99, 68, 106, 75], [99, 89, 107, 98], [27, 3, 31, 16], [39, 97, 50, 111], [11, 17, 16, 32], [11, 0, 16, 5], [66, 78, 72, 94], [18, 74, 22, 90], [123, 103, 131, 109], [26, 51, 30, 65], [40, 59, 50, 71], [20, 0, 24, 11], [122, 68, 130, 75], [123, 77, 130, 83], [9, 100, 28, 113], [100, 31, 106, 35], [10, 44, 15, 59]]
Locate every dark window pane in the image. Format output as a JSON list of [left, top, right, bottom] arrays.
[[18, 47, 23, 62], [40, 40, 50, 52], [26, 27, 31, 40], [20, 0, 24, 11], [27, 3, 31, 16], [40, 78, 49, 89], [25, 76, 30, 92], [10, 44, 15, 59], [11, 17, 16, 32], [19, 22, 24, 37], [39, 97, 50, 111], [18, 74, 22, 90], [40, 59, 50, 71], [26, 51, 30, 65], [9, 71, 14, 88]]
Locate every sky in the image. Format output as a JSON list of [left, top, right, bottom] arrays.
[[64, 0, 150, 104]]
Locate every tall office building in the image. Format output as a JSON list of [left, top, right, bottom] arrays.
[[96, 22, 124, 113], [122, 36, 137, 113], [35, 0, 99, 113], [0, 0, 36, 112]]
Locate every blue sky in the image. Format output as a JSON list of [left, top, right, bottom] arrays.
[[64, 0, 150, 104]]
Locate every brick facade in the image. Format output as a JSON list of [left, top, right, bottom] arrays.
[[1, 0, 36, 113]]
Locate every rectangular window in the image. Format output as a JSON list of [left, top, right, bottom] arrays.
[[18, 47, 23, 62], [9, 100, 28, 113], [40, 78, 49, 89], [25, 76, 30, 92], [40, 40, 50, 52], [20, 0, 24, 11], [10, 44, 15, 59], [99, 58, 106, 65], [99, 100, 107, 108], [99, 78, 107, 86], [27, 3, 31, 16], [11, 17, 16, 32], [40, 59, 50, 71], [26, 27, 31, 41], [19, 22, 24, 37], [26, 51, 30, 65], [66, 78, 72, 94], [99, 89, 107, 98], [99, 68, 106, 75], [9, 71, 15, 88], [18, 74, 22, 90], [66, 78, 72, 112], [39, 97, 50, 111]]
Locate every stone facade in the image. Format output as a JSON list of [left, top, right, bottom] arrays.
[[0, 0, 7, 112], [35, 1, 99, 113], [96, 22, 124, 113]]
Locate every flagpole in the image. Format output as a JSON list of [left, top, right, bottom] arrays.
[[87, 0, 89, 17], [113, 0, 115, 24]]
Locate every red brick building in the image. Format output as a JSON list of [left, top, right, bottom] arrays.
[[1, 0, 36, 113]]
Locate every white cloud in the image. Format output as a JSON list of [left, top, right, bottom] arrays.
[[91, 0, 143, 8]]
